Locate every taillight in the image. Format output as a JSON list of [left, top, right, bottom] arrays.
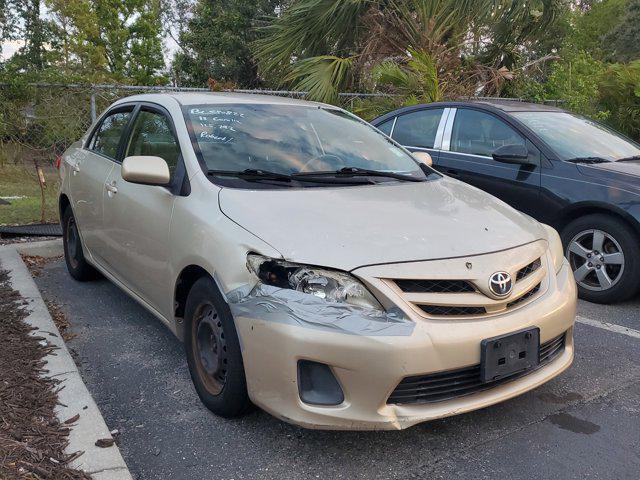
[[55, 155, 62, 169]]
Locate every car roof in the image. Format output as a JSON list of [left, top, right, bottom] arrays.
[[371, 99, 566, 124], [114, 91, 327, 108]]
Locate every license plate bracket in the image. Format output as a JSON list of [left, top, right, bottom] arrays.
[[480, 327, 540, 383]]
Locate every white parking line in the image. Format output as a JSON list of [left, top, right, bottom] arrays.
[[576, 315, 640, 340]]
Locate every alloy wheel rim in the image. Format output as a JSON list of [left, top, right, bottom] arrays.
[[66, 217, 80, 269], [566, 229, 625, 292], [193, 303, 227, 395]]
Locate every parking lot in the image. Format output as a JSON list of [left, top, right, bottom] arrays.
[[34, 259, 640, 480]]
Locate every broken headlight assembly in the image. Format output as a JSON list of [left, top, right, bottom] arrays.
[[246, 254, 383, 311]]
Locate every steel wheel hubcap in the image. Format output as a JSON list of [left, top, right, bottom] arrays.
[[567, 229, 625, 291], [194, 304, 227, 394]]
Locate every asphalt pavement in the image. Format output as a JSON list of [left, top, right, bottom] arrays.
[[34, 260, 640, 480]]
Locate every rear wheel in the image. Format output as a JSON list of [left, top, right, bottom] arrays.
[[184, 277, 250, 417], [562, 214, 640, 303], [62, 206, 99, 281]]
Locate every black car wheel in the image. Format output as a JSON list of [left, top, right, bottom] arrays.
[[562, 214, 640, 303], [62, 206, 99, 281], [184, 277, 250, 418]]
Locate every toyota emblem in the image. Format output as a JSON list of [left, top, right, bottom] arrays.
[[489, 271, 513, 297]]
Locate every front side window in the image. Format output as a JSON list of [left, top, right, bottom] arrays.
[[125, 110, 180, 175], [450, 109, 525, 157], [392, 108, 444, 148], [513, 111, 640, 161], [185, 104, 425, 180], [91, 110, 133, 159]]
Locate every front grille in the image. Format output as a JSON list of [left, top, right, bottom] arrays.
[[516, 258, 541, 282], [395, 279, 475, 293], [387, 332, 566, 405], [506, 283, 541, 309], [418, 305, 486, 316]]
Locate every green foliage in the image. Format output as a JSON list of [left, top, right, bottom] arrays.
[[602, 0, 640, 62], [255, 0, 564, 101], [43, 0, 166, 84], [372, 49, 442, 105], [284, 56, 353, 104], [598, 61, 640, 139], [545, 50, 607, 116], [568, 0, 628, 59], [173, 0, 279, 87]]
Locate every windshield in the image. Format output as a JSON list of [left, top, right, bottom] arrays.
[[513, 111, 640, 161], [184, 103, 425, 182]]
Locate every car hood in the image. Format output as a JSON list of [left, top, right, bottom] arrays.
[[577, 160, 640, 191], [218, 178, 546, 271]]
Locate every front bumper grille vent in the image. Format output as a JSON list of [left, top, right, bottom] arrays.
[[395, 279, 475, 294], [418, 304, 486, 316], [506, 283, 541, 309], [516, 258, 541, 282], [387, 332, 566, 405]]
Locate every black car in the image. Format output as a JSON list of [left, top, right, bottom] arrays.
[[372, 101, 640, 303]]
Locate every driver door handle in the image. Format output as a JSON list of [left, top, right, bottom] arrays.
[[105, 182, 118, 195]]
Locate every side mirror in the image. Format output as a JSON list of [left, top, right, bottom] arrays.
[[492, 144, 530, 165], [412, 151, 433, 167], [122, 156, 170, 186]]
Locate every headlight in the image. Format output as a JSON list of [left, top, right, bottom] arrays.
[[246, 254, 383, 311], [542, 224, 565, 273]]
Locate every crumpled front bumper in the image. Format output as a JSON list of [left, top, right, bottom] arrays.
[[230, 259, 577, 430]]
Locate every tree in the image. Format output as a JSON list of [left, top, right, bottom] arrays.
[[255, 0, 564, 103], [46, 0, 166, 84], [173, 0, 279, 87], [603, 0, 640, 62]]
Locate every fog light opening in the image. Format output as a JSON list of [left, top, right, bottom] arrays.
[[297, 360, 344, 406]]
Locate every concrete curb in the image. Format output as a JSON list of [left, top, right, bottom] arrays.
[[0, 239, 133, 480]]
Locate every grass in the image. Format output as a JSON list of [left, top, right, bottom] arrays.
[[0, 164, 60, 225]]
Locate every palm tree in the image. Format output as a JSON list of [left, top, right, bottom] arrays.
[[255, 0, 561, 103]]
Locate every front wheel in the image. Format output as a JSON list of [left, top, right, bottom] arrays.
[[184, 277, 250, 418], [62, 206, 99, 281], [562, 214, 640, 304]]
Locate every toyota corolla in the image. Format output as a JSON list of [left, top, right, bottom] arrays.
[[58, 93, 576, 430]]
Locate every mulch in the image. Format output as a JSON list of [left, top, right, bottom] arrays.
[[0, 269, 90, 479]]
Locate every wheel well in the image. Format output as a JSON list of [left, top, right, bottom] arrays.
[[174, 265, 212, 319], [59, 194, 70, 220], [553, 205, 640, 239]]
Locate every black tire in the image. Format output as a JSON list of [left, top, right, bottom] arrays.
[[184, 276, 250, 418], [561, 214, 640, 304], [62, 206, 99, 281]]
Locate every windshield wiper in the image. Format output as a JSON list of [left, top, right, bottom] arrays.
[[207, 168, 374, 185], [616, 155, 640, 162], [564, 156, 611, 164], [207, 168, 293, 182], [294, 166, 423, 182]]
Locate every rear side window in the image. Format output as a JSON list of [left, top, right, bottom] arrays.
[[392, 109, 444, 148], [376, 119, 394, 136], [125, 110, 180, 175], [90, 110, 133, 159], [451, 109, 524, 157]]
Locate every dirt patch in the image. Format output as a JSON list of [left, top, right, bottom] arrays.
[[20, 254, 63, 277], [0, 269, 89, 479]]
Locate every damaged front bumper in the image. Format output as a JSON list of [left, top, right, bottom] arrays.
[[228, 249, 577, 430]]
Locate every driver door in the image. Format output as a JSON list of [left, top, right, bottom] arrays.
[[100, 105, 182, 318]]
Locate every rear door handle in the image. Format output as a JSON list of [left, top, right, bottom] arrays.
[[72, 163, 80, 175]]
